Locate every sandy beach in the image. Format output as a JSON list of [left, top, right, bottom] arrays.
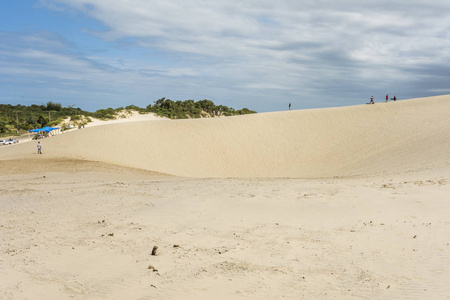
[[1, 96, 449, 299]]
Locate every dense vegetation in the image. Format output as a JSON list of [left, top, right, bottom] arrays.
[[0, 102, 90, 137], [146, 98, 256, 119], [0, 99, 256, 137]]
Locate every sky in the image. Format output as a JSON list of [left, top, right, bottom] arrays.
[[1, 0, 450, 112]]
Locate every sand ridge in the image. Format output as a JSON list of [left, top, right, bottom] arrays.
[[1, 95, 449, 178]]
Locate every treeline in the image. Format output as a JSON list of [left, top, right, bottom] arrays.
[[0, 102, 89, 136], [0, 99, 256, 136]]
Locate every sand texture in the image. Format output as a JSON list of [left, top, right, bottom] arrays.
[[2, 95, 449, 178], [1, 95, 449, 299]]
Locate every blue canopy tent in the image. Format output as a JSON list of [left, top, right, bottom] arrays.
[[29, 127, 60, 139], [29, 127, 60, 133]]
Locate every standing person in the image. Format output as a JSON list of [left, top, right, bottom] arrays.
[[289, 103, 291, 110], [37, 141, 42, 154], [386, 94, 389, 102], [393, 96, 397, 101]]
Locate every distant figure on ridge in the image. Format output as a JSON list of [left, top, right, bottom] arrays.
[[369, 96, 374, 104], [386, 94, 389, 102], [37, 142, 42, 154], [289, 103, 291, 110], [394, 96, 397, 101]]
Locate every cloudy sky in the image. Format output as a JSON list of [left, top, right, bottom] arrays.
[[1, 0, 450, 112]]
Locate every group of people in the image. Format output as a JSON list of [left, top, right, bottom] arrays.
[[385, 94, 397, 102], [369, 94, 397, 104], [289, 94, 398, 108]]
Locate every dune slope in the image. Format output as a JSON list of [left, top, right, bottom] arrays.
[[2, 95, 449, 178]]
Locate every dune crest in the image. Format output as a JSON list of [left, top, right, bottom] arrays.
[[2, 95, 449, 178]]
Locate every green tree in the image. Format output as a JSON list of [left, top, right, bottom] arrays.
[[196, 99, 215, 113], [37, 115, 48, 126], [0, 119, 7, 133], [46, 101, 62, 111]]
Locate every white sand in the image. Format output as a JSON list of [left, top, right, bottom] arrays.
[[86, 111, 167, 127], [1, 95, 449, 299], [2, 95, 449, 178]]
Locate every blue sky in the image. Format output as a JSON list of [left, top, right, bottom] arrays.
[[1, 0, 450, 112]]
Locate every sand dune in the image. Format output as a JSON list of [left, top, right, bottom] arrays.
[[2, 95, 449, 178], [1, 96, 450, 299]]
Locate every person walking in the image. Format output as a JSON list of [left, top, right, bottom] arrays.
[[289, 103, 291, 110], [37, 141, 42, 154]]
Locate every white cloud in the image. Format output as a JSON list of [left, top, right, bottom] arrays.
[[5, 0, 450, 111]]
